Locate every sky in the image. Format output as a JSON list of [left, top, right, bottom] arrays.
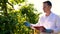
[[27, 0, 60, 15]]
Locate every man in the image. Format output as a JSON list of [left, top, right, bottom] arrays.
[[30, 1, 60, 34]]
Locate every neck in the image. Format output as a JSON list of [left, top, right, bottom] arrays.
[[45, 11, 51, 16]]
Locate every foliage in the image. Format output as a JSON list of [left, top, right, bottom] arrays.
[[0, 0, 40, 34]]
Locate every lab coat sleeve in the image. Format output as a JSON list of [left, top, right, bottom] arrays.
[[53, 16, 60, 33]]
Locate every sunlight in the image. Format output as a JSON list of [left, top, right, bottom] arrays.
[[14, 4, 20, 10]]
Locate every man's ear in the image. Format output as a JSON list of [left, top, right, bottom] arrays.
[[48, 6, 51, 9]]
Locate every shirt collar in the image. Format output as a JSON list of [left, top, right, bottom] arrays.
[[44, 12, 53, 18]]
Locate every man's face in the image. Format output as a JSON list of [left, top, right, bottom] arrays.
[[43, 3, 50, 13]]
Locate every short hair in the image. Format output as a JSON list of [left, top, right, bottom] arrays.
[[43, 1, 52, 6]]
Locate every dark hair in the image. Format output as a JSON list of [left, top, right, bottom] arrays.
[[43, 1, 52, 6]]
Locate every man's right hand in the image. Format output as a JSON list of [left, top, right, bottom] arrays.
[[30, 24, 36, 29]]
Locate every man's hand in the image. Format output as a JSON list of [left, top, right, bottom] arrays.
[[30, 24, 36, 29]]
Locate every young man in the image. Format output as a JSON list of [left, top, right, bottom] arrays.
[[30, 1, 60, 34]]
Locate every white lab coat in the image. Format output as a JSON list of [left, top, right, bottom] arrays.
[[31, 12, 60, 34]]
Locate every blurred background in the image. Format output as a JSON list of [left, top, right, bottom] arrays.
[[0, 0, 60, 34]]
